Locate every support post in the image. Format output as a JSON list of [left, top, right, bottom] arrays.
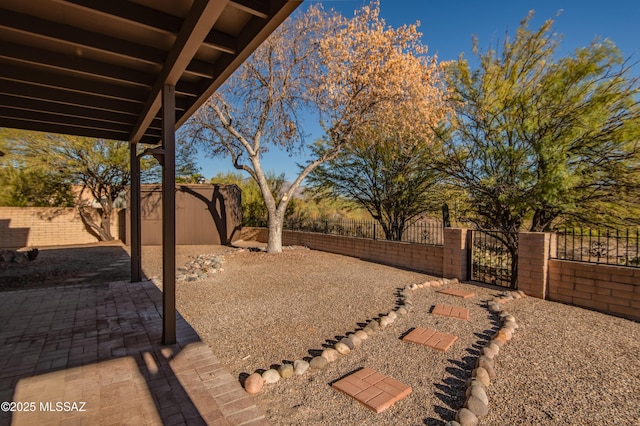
[[129, 142, 142, 283], [442, 228, 470, 281], [162, 85, 176, 345], [517, 232, 555, 299]]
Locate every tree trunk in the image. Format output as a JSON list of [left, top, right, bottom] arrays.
[[78, 205, 114, 241], [99, 208, 115, 241], [266, 212, 283, 253]]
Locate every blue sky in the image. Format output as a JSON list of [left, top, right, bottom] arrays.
[[196, 0, 640, 182]]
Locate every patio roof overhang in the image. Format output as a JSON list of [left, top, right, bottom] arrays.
[[0, 0, 302, 344], [0, 0, 300, 144]]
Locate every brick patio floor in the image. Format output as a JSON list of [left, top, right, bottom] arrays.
[[0, 277, 267, 425]]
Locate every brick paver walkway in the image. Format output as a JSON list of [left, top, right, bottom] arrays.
[[437, 288, 475, 299], [0, 277, 266, 425], [402, 327, 458, 352], [331, 367, 412, 413], [432, 304, 470, 320]]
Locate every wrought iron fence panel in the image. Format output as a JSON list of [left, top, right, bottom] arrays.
[[282, 218, 444, 246], [555, 227, 640, 268], [470, 230, 516, 288]]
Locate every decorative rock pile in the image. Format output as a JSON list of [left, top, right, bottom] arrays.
[[176, 253, 225, 282], [450, 290, 526, 426], [242, 276, 458, 394], [0, 248, 39, 264]]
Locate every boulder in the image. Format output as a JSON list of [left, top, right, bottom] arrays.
[[293, 360, 309, 376], [262, 369, 280, 384], [339, 337, 355, 350], [278, 364, 294, 379], [477, 358, 496, 379], [348, 334, 362, 348], [322, 348, 340, 363], [367, 320, 380, 331], [334, 342, 351, 355], [456, 408, 479, 426], [379, 316, 394, 328], [244, 373, 264, 394], [354, 330, 368, 341], [465, 395, 489, 417], [309, 356, 328, 370], [481, 345, 497, 359], [469, 384, 489, 406], [472, 367, 491, 387], [476, 355, 494, 370]]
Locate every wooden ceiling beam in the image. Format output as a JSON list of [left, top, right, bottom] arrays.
[[0, 117, 131, 141], [0, 62, 147, 103], [58, 0, 237, 55], [0, 94, 136, 127], [130, 0, 229, 144], [0, 80, 188, 116], [0, 8, 165, 65], [0, 41, 154, 88], [230, 0, 269, 19]]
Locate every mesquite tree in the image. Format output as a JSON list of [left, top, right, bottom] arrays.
[[436, 12, 640, 285], [307, 123, 446, 241], [5, 130, 198, 241]]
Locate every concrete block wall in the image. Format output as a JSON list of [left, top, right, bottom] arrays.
[[0, 207, 121, 248], [239, 227, 478, 278], [242, 226, 639, 321], [518, 232, 555, 299], [280, 230, 444, 276], [239, 227, 268, 243], [442, 228, 469, 281], [548, 260, 640, 321]]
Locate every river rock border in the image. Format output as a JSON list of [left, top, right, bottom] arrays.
[[449, 289, 525, 426], [242, 277, 452, 394], [241, 277, 527, 426]]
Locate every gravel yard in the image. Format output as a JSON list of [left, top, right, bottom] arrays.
[[149, 244, 640, 425], [3, 242, 638, 425]]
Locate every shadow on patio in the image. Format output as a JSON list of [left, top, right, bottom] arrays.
[[0, 246, 266, 425]]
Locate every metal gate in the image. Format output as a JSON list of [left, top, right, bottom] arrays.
[[469, 230, 517, 288]]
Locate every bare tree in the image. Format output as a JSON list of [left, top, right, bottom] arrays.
[[184, 1, 449, 252]]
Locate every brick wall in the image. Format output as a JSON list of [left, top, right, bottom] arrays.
[[240, 227, 464, 277], [0, 207, 122, 248], [548, 260, 640, 321]]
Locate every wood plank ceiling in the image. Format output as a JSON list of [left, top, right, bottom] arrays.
[[0, 0, 301, 145]]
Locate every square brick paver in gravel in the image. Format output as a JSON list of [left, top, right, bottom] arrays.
[[402, 327, 458, 352], [432, 304, 470, 320], [437, 288, 475, 299], [331, 367, 412, 413]]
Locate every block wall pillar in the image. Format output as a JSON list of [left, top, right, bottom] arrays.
[[443, 228, 469, 281], [517, 232, 556, 299]]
